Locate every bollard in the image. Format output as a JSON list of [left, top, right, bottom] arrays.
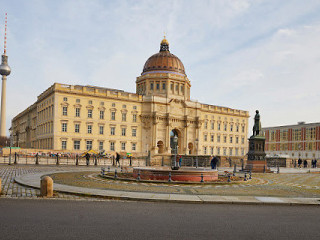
[[101, 167, 105, 176], [249, 171, 252, 179], [108, 166, 110, 173], [277, 165, 280, 174], [14, 153, 17, 164], [244, 173, 247, 181], [94, 156, 97, 166], [227, 174, 231, 183], [200, 173, 204, 183], [233, 164, 236, 176], [263, 165, 266, 173], [40, 176, 53, 197], [130, 156, 132, 166], [168, 172, 172, 182], [137, 170, 141, 181], [56, 155, 59, 165], [0, 178, 1, 195], [114, 169, 118, 179], [35, 154, 39, 165]]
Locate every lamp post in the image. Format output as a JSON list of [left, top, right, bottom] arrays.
[[8, 128, 12, 165], [173, 135, 178, 169], [195, 138, 199, 168]]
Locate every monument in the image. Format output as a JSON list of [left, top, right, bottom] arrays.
[[0, 13, 11, 137], [245, 110, 271, 172]]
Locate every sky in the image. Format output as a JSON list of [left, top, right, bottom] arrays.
[[1, 0, 320, 135]]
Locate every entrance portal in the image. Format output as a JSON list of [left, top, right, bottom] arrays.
[[170, 129, 181, 154]]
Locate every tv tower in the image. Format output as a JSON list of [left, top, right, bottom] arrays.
[[0, 13, 11, 137]]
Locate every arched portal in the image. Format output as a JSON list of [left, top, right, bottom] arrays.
[[170, 129, 181, 154], [157, 141, 164, 154]]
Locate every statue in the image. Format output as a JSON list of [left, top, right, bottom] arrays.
[[252, 110, 261, 136]]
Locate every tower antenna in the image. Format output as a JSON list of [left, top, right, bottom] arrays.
[[4, 13, 7, 55]]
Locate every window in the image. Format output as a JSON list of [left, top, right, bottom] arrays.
[[175, 84, 178, 91], [210, 147, 214, 155], [241, 137, 244, 144], [217, 135, 221, 142], [235, 148, 239, 156], [162, 83, 166, 90], [204, 122, 208, 129], [76, 99, 80, 103], [87, 125, 92, 134], [236, 125, 239, 132], [122, 105, 126, 109], [75, 108, 80, 117], [111, 112, 116, 120], [121, 142, 126, 151], [62, 107, 68, 116], [171, 83, 173, 91], [223, 136, 227, 143], [75, 124, 80, 133], [88, 100, 92, 105], [218, 123, 221, 131], [132, 143, 136, 151], [99, 125, 104, 135], [110, 142, 115, 151], [100, 102, 104, 106], [223, 148, 227, 156], [86, 140, 92, 150], [236, 136, 239, 144], [230, 125, 233, 132], [61, 140, 67, 150], [132, 128, 137, 137], [217, 147, 220, 155], [181, 85, 184, 92], [100, 111, 104, 120], [230, 136, 233, 143], [110, 127, 115, 135], [211, 135, 214, 142], [133, 114, 137, 122], [88, 109, 92, 118], [112, 103, 116, 107], [133, 106, 137, 110], [229, 148, 233, 156], [156, 83, 160, 90], [122, 113, 127, 122], [242, 126, 245, 133], [99, 141, 104, 151], [122, 128, 126, 136], [204, 135, 207, 141], [74, 140, 80, 150], [63, 97, 67, 102], [150, 83, 154, 90], [211, 122, 214, 130], [224, 124, 227, 131], [62, 123, 67, 132], [204, 147, 207, 155]]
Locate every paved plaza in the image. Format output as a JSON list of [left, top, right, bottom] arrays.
[[1, 164, 320, 205]]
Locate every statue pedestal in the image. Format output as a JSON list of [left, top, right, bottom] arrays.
[[245, 160, 272, 173]]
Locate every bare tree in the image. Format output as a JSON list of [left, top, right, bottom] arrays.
[[0, 136, 10, 148]]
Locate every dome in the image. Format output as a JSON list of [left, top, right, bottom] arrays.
[[142, 38, 186, 75]]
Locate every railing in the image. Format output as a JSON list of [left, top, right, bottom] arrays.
[[0, 154, 147, 167]]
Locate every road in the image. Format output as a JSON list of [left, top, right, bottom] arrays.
[[0, 199, 319, 240]]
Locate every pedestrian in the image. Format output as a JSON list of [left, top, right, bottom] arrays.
[[210, 156, 218, 169], [303, 159, 308, 168], [311, 159, 315, 168], [116, 152, 121, 167], [179, 155, 182, 167], [85, 152, 90, 166], [298, 158, 302, 168], [315, 159, 318, 168]]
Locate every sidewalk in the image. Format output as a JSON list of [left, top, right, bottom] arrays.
[[15, 170, 320, 206]]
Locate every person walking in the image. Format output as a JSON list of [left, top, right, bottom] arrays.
[[178, 155, 182, 167], [210, 156, 218, 169], [303, 159, 308, 168], [116, 152, 121, 167], [298, 158, 302, 168], [85, 152, 90, 166]]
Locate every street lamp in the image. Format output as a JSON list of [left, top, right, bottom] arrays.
[[195, 138, 199, 168], [8, 128, 12, 165], [173, 135, 178, 169]]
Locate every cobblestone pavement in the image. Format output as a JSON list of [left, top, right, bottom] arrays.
[[51, 170, 320, 198], [1, 164, 320, 200], [0, 164, 108, 200]]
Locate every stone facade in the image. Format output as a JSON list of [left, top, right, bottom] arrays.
[[11, 38, 249, 157]]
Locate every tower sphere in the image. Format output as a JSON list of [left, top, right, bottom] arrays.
[[0, 64, 11, 76]]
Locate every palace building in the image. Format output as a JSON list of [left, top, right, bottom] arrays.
[[263, 122, 320, 159], [11, 38, 249, 157]]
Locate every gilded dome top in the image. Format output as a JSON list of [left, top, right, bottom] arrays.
[[142, 38, 186, 75]]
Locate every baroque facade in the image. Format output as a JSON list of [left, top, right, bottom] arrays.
[[263, 122, 320, 159], [11, 38, 249, 156]]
